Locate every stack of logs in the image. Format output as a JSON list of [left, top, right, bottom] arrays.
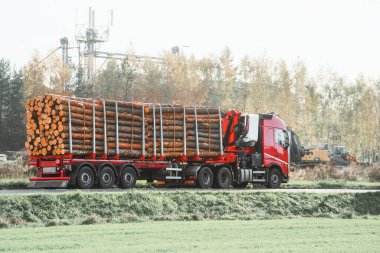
[[25, 94, 223, 158]]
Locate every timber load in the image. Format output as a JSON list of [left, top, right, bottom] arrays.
[[25, 94, 224, 159]]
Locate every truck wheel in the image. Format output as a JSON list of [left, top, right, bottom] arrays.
[[232, 182, 249, 188], [98, 166, 115, 189], [267, 168, 282, 189], [197, 167, 213, 189], [215, 167, 232, 189], [119, 167, 137, 189], [77, 166, 95, 189]]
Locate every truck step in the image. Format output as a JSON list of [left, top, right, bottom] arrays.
[[165, 167, 182, 180], [165, 176, 182, 180], [252, 171, 265, 174], [252, 179, 265, 183], [166, 167, 182, 171]]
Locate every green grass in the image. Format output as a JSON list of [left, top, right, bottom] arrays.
[[284, 180, 380, 189], [1, 177, 380, 189], [0, 191, 379, 228], [0, 178, 29, 189], [0, 219, 379, 253]]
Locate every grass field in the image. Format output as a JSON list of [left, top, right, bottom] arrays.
[[0, 191, 379, 228], [284, 180, 380, 189], [1, 178, 380, 189], [0, 219, 379, 253]]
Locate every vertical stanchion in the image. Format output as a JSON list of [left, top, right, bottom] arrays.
[[218, 107, 224, 155], [142, 103, 146, 157], [68, 96, 72, 154], [160, 105, 164, 157], [153, 104, 156, 158], [194, 106, 199, 156], [92, 99, 96, 156], [115, 102, 119, 157], [183, 105, 186, 157], [103, 99, 107, 156]]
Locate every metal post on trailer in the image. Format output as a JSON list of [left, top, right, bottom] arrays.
[[92, 98, 96, 158], [115, 101, 119, 158], [152, 104, 157, 160], [68, 96, 73, 154], [141, 103, 146, 158], [183, 105, 186, 159], [218, 106, 224, 155], [159, 104, 164, 159], [103, 99, 107, 158], [194, 106, 199, 158]]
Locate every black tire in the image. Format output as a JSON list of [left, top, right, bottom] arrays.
[[98, 166, 116, 189], [232, 182, 249, 188], [197, 167, 213, 189], [119, 167, 137, 189], [215, 167, 232, 189], [77, 166, 95, 189], [267, 168, 282, 188]]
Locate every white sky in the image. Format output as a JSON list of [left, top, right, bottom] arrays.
[[1, 0, 380, 80]]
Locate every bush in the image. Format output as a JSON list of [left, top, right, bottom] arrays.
[[292, 164, 380, 182], [0, 155, 37, 180], [81, 215, 98, 225], [368, 166, 380, 182], [0, 219, 9, 229]]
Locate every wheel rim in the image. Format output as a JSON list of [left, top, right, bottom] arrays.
[[81, 172, 91, 185], [202, 171, 210, 185], [271, 174, 279, 184], [124, 172, 134, 185], [102, 172, 112, 184], [220, 172, 227, 183]]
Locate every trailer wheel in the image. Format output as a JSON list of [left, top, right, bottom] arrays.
[[232, 182, 249, 188], [215, 167, 232, 189], [197, 167, 213, 189], [98, 166, 115, 189], [77, 166, 95, 189], [119, 167, 137, 189], [267, 168, 282, 189]]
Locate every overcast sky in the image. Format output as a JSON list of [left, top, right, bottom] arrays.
[[1, 0, 380, 80]]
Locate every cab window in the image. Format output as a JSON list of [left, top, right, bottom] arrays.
[[275, 129, 287, 148]]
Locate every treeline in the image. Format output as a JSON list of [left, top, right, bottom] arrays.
[[0, 59, 24, 150], [1, 48, 379, 163]]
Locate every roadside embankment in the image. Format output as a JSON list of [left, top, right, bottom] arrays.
[[0, 191, 379, 228]]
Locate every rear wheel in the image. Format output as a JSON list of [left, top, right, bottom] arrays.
[[77, 166, 95, 189], [98, 166, 115, 189], [266, 168, 282, 188], [215, 167, 232, 189], [119, 167, 137, 189], [197, 167, 213, 189]]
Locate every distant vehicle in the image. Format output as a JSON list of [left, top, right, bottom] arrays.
[[291, 143, 353, 167], [301, 145, 330, 166], [329, 145, 350, 166]]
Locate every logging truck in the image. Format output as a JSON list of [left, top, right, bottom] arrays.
[[26, 95, 303, 189]]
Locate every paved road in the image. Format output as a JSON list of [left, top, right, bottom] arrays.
[[0, 188, 379, 195]]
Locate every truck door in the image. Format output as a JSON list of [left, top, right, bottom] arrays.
[[274, 128, 289, 165]]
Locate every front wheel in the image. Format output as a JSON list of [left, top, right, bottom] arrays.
[[197, 167, 213, 189], [266, 168, 282, 189]]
